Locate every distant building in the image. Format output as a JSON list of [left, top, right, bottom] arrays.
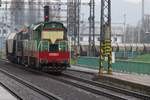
[[78, 22, 124, 46], [111, 25, 124, 43]]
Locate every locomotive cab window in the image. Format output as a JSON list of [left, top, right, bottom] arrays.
[[49, 44, 59, 52]]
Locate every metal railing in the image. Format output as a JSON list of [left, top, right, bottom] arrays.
[[38, 40, 49, 52]]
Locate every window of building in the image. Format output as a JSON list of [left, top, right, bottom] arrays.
[[80, 37, 83, 41], [97, 37, 100, 41], [3, 29, 6, 34]]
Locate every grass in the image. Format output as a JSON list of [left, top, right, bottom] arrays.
[[129, 54, 150, 63]]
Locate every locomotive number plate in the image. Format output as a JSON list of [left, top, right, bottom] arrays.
[[49, 53, 59, 56]]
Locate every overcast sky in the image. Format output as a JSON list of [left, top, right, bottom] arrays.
[[80, 0, 150, 26], [2, 0, 150, 26]]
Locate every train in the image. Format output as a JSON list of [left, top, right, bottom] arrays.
[[6, 5, 70, 73], [6, 21, 70, 72], [80, 43, 150, 57]]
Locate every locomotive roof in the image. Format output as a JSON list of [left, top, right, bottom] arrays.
[[29, 22, 42, 30], [33, 24, 42, 30], [28, 21, 65, 31], [7, 33, 17, 40], [44, 21, 64, 27]]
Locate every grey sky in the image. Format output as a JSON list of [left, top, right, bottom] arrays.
[[2, 0, 150, 26], [112, 0, 150, 25], [81, 0, 150, 25]]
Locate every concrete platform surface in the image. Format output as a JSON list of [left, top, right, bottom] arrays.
[[70, 65, 150, 87], [0, 85, 17, 100]]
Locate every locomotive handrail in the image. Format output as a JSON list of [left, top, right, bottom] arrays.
[[37, 40, 49, 52], [34, 40, 37, 51], [37, 40, 69, 52], [57, 40, 68, 51]]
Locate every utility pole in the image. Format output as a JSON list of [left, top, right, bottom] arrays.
[[88, 0, 95, 56], [76, 0, 81, 55], [67, 0, 76, 62], [142, 0, 144, 26], [37, 0, 41, 22], [123, 14, 126, 43], [10, 0, 25, 26], [123, 14, 126, 58], [67, 0, 80, 63], [99, 0, 112, 75], [141, 0, 144, 43]]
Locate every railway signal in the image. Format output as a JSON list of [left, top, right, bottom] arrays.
[[44, 5, 49, 22]]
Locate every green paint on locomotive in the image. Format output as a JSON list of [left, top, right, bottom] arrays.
[[24, 22, 68, 53], [44, 22, 64, 28]]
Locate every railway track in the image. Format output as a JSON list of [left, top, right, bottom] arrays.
[[0, 64, 124, 100], [0, 67, 61, 100], [1, 60, 150, 100], [0, 81, 22, 100], [0, 60, 108, 100], [62, 71, 150, 100]]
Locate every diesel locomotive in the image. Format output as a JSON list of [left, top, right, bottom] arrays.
[[6, 6, 70, 72]]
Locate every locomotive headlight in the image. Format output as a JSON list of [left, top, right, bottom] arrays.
[[59, 48, 62, 51]]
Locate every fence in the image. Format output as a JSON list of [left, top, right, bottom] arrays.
[[77, 56, 150, 75]]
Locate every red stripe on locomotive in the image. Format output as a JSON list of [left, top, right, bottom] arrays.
[[36, 51, 70, 63]]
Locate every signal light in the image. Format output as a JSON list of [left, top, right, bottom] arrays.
[[44, 6, 49, 22], [44, 16, 49, 21], [45, 16, 48, 19]]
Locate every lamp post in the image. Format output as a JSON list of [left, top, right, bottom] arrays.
[[142, 0, 144, 26], [123, 14, 126, 43], [141, 0, 144, 43]]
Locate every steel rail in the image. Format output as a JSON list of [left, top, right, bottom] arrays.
[[52, 75, 127, 100], [0, 68, 61, 100], [0, 82, 22, 100], [62, 71, 150, 100], [0, 60, 125, 100], [1, 60, 150, 99]]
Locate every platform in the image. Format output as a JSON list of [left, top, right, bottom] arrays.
[[0, 85, 17, 100], [70, 65, 150, 87]]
